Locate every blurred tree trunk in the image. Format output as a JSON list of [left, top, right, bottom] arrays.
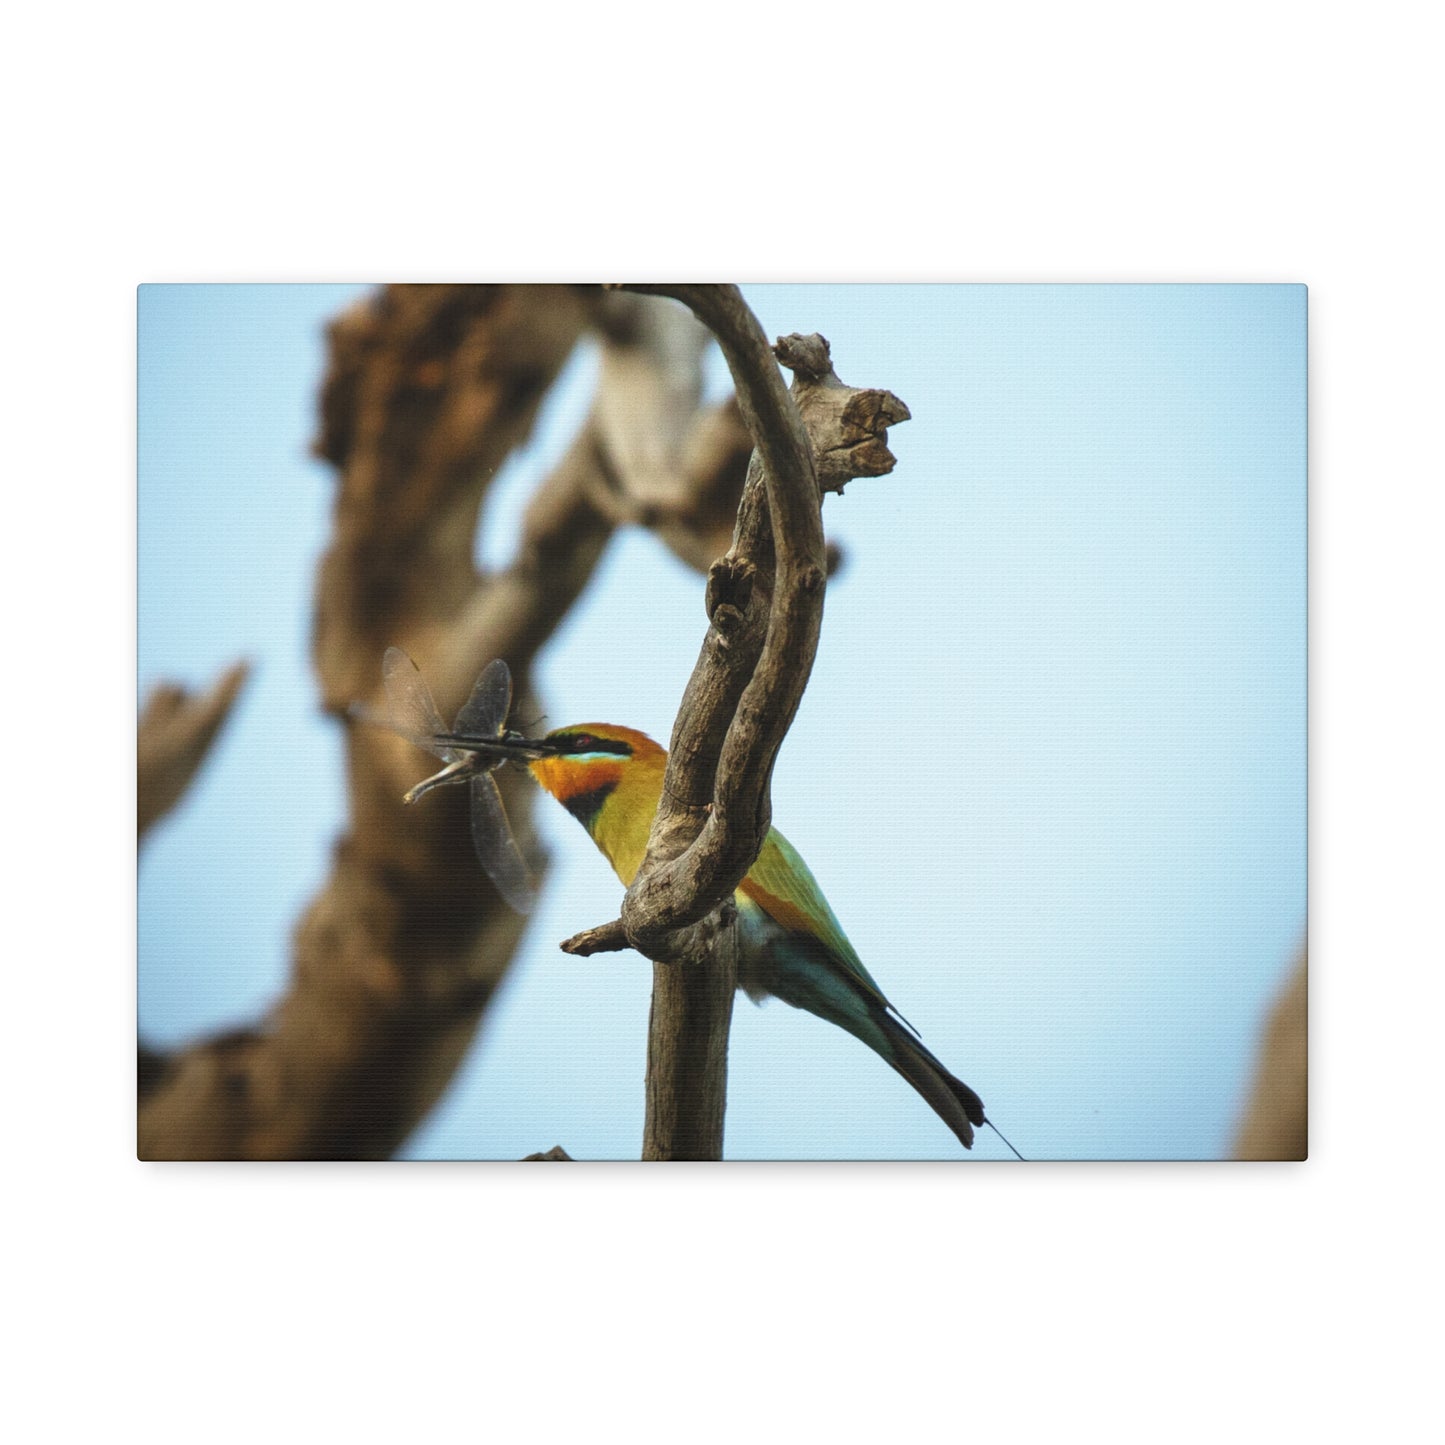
[[138, 285, 752, 1160], [1234, 950, 1307, 1161]]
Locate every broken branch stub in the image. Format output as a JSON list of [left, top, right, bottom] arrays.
[[775, 332, 911, 494], [585, 287, 831, 960], [137, 661, 251, 840]]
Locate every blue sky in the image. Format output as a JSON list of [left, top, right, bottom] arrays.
[[138, 283, 1305, 1160]]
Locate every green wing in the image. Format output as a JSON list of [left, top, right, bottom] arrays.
[[740, 827, 893, 1010]]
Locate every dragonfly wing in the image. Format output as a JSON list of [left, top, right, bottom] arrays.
[[380, 646, 451, 757], [470, 772, 538, 914], [453, 657, 513, 740]]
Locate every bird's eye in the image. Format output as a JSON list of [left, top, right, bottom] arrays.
[[574, 734, 594, 751]]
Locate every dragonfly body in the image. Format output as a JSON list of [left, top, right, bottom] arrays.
[[354, 648, 539, 914]]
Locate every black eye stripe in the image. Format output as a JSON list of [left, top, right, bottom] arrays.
[[553, 732, 633, 757]]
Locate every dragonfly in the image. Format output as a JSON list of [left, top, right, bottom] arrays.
[[354, 647, 549, 914]]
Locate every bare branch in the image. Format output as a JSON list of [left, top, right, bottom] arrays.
[[137, 660, 250, 839], [586, 394, 756, 574], [311, 284, 597, 713], [591, 288, 710, 511], [638, 900, 739, 1160], [614, 287, 829, 955], [559, 919, 630, 956], [587, 295, 910, 959], [587, 286, 909, 1161], [1234, 949, 1308, 1160]]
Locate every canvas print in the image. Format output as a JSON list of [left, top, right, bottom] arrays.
[[137, 283, 1306, 1161]]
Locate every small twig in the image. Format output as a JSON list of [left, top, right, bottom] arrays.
[[559, 919, 629, 956], [137, 660, 251, 840]]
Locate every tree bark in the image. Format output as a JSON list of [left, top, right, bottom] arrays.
[[138, 285, 752, 1159], [565, 291, 910, 1161]]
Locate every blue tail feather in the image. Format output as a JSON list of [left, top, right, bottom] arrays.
[[738, 919, 986, 1151]]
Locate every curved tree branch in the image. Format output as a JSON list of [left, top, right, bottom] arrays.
[[568, 287, 909, 1160], [574, 302, 908, 957], [138, 660, 250, 840], [616, 286, 829, 953]]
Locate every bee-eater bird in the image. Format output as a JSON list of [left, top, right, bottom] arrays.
[[434, 719, 1010, 1153]]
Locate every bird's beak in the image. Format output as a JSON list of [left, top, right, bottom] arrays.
[[429, 731, 559, 762]]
